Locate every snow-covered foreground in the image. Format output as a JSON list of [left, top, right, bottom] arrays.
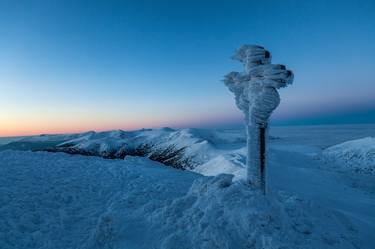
[[0, 124, 374, 248], [0, 150, 363, 249]]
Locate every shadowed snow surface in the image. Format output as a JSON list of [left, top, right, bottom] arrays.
[[0, 151, 361, 249], [0, 151, 198, 249]]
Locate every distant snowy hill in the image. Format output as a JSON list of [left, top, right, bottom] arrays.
[[2, 126, 375, 179], [322, 137, 375, 174], [1, 128, 251, 179]]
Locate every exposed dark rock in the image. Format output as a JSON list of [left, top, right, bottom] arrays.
[[40, 143, 197, 170]]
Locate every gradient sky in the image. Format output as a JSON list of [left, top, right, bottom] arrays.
[[1, 0, 375, 136]]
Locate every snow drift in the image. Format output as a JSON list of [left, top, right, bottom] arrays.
[[0, 150, 359, 249], [146, 174, 357, 249]]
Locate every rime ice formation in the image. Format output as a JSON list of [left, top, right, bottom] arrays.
[[224, 45, 293, 193]]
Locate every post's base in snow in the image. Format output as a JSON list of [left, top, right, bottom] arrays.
[[246, 124, 268, 195], [247, 180, 266, 195]]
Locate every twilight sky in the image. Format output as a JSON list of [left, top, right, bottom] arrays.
[[1, 0, 375, 136]]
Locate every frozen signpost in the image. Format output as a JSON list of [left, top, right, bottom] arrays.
[[224, 45, 293, 194]]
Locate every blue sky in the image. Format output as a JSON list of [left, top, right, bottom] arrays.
[[0, 0, 374, 135]]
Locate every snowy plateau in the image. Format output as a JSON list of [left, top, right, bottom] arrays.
[[0, 124, 374, 249]]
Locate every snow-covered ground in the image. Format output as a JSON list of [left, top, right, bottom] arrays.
[[0, 124, 374, 248], [0, 150, 362, 249]]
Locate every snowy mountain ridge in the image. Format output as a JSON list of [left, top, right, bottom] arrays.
[[1, 128, 250, 178], [2, 127, 375, 178]]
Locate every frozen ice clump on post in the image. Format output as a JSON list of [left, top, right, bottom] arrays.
[[224, 45, 293, 193]]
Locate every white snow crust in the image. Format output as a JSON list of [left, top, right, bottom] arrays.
[[0, 151, 360, 249], [322, 137, 375, 174]]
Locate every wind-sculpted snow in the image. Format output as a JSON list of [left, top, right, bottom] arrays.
[[321, 137, 375, 174], [0, 151, 360, 249]]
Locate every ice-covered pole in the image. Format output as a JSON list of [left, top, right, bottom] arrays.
[[224, 45, 293, 194]]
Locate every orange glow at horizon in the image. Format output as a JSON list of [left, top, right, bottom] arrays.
[[0, 111, 241, 137], [0, 118, 164, 137]]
